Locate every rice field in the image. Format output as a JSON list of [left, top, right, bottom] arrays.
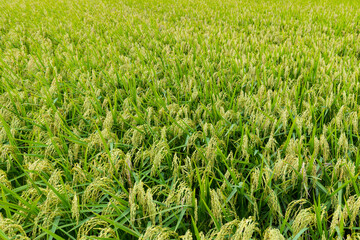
[[1, 0, 360, 239]]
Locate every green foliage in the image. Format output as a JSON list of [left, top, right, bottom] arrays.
[[1, 0, 360, 239]]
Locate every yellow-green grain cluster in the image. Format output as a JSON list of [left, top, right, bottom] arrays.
[[1, 0, 360, 239]]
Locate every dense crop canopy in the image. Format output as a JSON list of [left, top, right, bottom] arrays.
[[1, 0, 360, 239]]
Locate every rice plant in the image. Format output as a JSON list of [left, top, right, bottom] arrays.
[[1, 0, 360, 239]]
